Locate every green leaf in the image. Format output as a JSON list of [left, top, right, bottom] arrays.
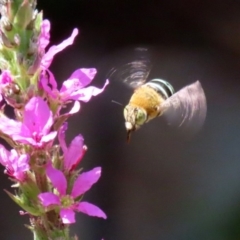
[[4, 189, 42, 216]]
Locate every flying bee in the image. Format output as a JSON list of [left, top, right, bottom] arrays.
[[124, 78, 174, 141], [109, 50, 207, 142]]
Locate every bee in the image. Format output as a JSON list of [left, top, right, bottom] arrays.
[[109, 50, 207, 142]]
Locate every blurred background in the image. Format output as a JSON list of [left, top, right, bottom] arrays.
[[1, 0, 240, 239]]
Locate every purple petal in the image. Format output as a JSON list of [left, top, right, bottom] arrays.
[[76, 202, 107, 219], [57, 101, 80, 124], [41, 131, 57, 143], [39, 70, 58, 99], [41, 28, 79, 69], [73, 79, 109, 102], [0, 144, 10, 165], [60, 68, 97, 94], [46, 69, 58, 89], [13, 131, 54, 148], [59, 78, 81, 102], [0, 115, 22, 136], [13, 152, 29, 172], [58, 123, 68, 154], [71, 167, 101, 198], [23, 97, 53, 135], [59, 68, 97, 102], [0, 70, 13, 85], [46, 164, 67, 196], [15, 135, 54, 148], [10, 152, 29, 181], [11, 135, 38, 146], [0, 70, 12, 96], [39, 20, 50, 50], [38, 192, 60, 207], [68, 68, 97, 87], [0, 149, 29, 181], [68, 101, 80, 114], [64, 134, 84, 171], [60, 208, 76, 224]]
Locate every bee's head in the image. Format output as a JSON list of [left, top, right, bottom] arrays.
[[123, 105, 147, 142]]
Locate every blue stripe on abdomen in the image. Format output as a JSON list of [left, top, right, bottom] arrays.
[[145, 79, 175, 99]]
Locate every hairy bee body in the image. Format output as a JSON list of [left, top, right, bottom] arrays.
[[129, 85, 163, 120], [108, 49, 207, 141], [124, 79, 175, 141]]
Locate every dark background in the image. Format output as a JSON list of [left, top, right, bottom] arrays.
[[1, 1, 240, 239]]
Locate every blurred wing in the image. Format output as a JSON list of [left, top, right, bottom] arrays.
[[107, 48, 152, 89], [161, 81, 207, 131], [108, 60, 151, 89]]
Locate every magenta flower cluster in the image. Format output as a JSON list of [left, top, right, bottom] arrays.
[[0, 15, 108, 234]]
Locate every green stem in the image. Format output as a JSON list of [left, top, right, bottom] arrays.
[[34, 169, 48, 192]]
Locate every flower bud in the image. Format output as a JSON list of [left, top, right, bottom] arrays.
[[0, 30, 16, 48], [14, 0, 34, 30], [4, 172, 42, 217]]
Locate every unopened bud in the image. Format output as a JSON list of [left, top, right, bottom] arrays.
[[14, 0, 34, 29], [0, 30, 15, 48], [26, 10, 38, 30], [5, 0, 16, 23], [31, 151, 49, 168], [1, 16, 12, 31], [12, 83, 21, 94], [27, 52, 42, 75]]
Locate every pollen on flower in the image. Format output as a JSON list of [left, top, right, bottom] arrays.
[[60, 195, 75, 208]]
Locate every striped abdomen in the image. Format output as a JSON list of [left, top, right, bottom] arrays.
[[145, 79, 174, 99]]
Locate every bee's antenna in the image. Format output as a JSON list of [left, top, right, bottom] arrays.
[[111, 100, 123, 106]]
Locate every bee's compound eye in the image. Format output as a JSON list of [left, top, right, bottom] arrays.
[[136, 108, 147, 125]]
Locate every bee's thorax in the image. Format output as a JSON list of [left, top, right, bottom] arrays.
[[128, 85, 164, 121]]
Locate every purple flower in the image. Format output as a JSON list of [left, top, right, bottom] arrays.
[[0, 70, 13, 102], [40, 68, 109, 106], [0, 70, 13, 85], [39, 20, 50, 51], [38, 20, 108, 112], [58, 123, 87, 171], [0, 144, 29, 181], [40, 19, 79, 70], [0, 97, 57, 147], [38, 164, 106, 224]]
